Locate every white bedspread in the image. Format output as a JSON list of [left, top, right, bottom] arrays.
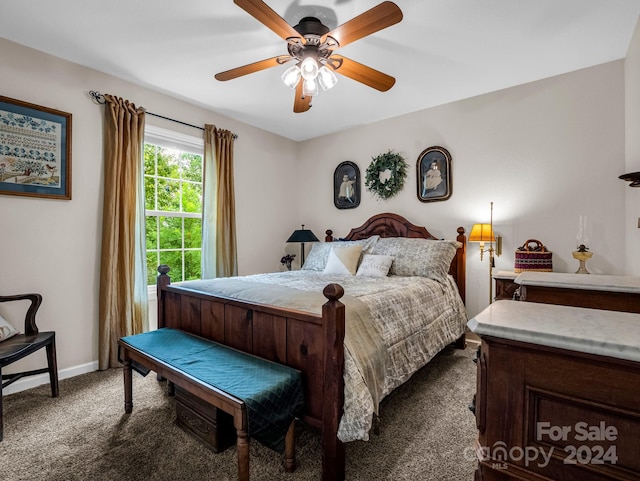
[[179, 270, 467, 442]]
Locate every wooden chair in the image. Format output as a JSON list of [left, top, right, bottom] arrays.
[[0, 293, 59, 441]]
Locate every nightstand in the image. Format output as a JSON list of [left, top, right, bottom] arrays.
[[493, 271, 519, 301]]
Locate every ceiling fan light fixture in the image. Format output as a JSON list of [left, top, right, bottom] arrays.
[[281, 64, 301, 89], [302, 78, 319, 97], [300, 56, 319, 81], [318, 65, 337, 91], [216, 1, 403, 113]]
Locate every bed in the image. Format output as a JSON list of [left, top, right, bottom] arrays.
[[156, 213, 467, 481]]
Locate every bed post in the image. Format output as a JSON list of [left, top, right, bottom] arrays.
[[321, 283, 346, 481], [454, 227, 467, 304], [156, 264, 171, 329], [454, 227, 467, 349]]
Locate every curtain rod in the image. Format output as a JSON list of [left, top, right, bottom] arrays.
[[88, 90, 238, 140]]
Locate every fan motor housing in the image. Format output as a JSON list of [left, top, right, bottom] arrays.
[[294, 17, 329, 37]]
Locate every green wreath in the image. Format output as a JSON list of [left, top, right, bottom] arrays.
[[364, 150, 408, 200]]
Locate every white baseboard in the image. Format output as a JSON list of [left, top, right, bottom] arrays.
[[3, 361, 99, 395]]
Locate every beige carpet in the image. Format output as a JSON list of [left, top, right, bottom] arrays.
[[0, 346, 477, 481]]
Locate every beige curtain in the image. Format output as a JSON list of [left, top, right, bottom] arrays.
[[98, 95, 148, 369], [202, 125, 238, 278]]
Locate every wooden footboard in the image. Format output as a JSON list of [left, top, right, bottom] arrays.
[[157, 267, 346, 481]]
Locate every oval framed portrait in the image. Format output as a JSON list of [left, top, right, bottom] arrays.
[[416, 146, 452, 202], [334, 161, 360, 209]]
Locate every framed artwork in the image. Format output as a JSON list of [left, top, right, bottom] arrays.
[[0, 96, 72, 200], [333, 161, 360, 209], [416, 146, 451, 202]]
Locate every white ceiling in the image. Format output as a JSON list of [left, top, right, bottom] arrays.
[[1, 1, 639, 141]]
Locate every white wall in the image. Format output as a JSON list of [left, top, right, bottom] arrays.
[[0, 36, 633, 391], [625, 17, 640, 275], [0, 38, 298, 389], [296, 61, 627, 318]]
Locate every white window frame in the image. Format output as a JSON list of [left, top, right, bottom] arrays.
[[144, 125, 204, 300]]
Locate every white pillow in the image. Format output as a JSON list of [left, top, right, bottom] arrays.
[[323, 245, 363, 275], [0, 314, 19, 341], [356, 254, 394, 278]]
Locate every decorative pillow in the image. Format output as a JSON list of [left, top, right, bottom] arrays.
[[323, 245, 363, 275], [356, 254, 394, 278], [370, 237, 461, 282], [0, 314, 19, 342], [302, 235, 379, 271]]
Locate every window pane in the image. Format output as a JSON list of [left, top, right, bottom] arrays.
[[146, 216, 158, 250], [144, 144, 156, 176], [184, 250, 201, 281], [144, 138, 203, 283], [160, 251, 183, 282], [144, 176, 156, 210], [159, 216, 183, 249], [157, 178, 181, 212], [182, 182, 202, 213], [146, 252, 159, 285], [156, 147, 180, 178], [182, 152, 202, 182], [184, 218, 202, 248]]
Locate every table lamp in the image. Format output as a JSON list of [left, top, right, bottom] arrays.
[[286, 224, 319, 266]]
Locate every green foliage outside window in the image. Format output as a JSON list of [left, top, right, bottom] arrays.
[[144, 144, 203, 285]]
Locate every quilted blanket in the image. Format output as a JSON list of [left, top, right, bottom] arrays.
[[179, 270, 467, 442]]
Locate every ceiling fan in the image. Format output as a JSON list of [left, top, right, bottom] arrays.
[[214, 0, 403, 113]]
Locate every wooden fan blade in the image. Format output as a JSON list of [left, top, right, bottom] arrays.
[[234, 0, 301, 41], [323, 1, 402, 49], [330, 55, 395, 92], [293, 81, 311, 113], [215, 56, 291, 81]]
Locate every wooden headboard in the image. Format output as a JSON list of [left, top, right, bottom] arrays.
[[326, 212, 466, 303]]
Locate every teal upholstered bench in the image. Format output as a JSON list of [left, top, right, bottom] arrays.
[[118, 328, 304, 481]]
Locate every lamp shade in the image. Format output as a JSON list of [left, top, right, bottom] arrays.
[[469, 223, 495, 243], [286, 225, 319, 266], [300, 56, 319, 80], [287, 226, 319, 243], [281, 64, 301, 89], [318, 65, 338, 91]]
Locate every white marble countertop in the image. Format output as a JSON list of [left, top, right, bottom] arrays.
[[515, 272, 640, 293], [492, 270, 518, 280], [467, 300, 640, 363]]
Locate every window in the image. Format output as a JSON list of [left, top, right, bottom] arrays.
[[143, 126, 204, 285]]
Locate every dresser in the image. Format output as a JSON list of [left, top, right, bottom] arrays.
[[516, 272, 640, 313], [468, 301, 640, 481]]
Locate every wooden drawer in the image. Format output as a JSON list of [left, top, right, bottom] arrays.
[[494, 275, 519, 301], [175, 386, 236, 452]]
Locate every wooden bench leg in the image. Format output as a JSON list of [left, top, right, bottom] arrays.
[[236, 428, 250, 481], [123, 359, 133, 413], [284, 420, 296, 473]]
